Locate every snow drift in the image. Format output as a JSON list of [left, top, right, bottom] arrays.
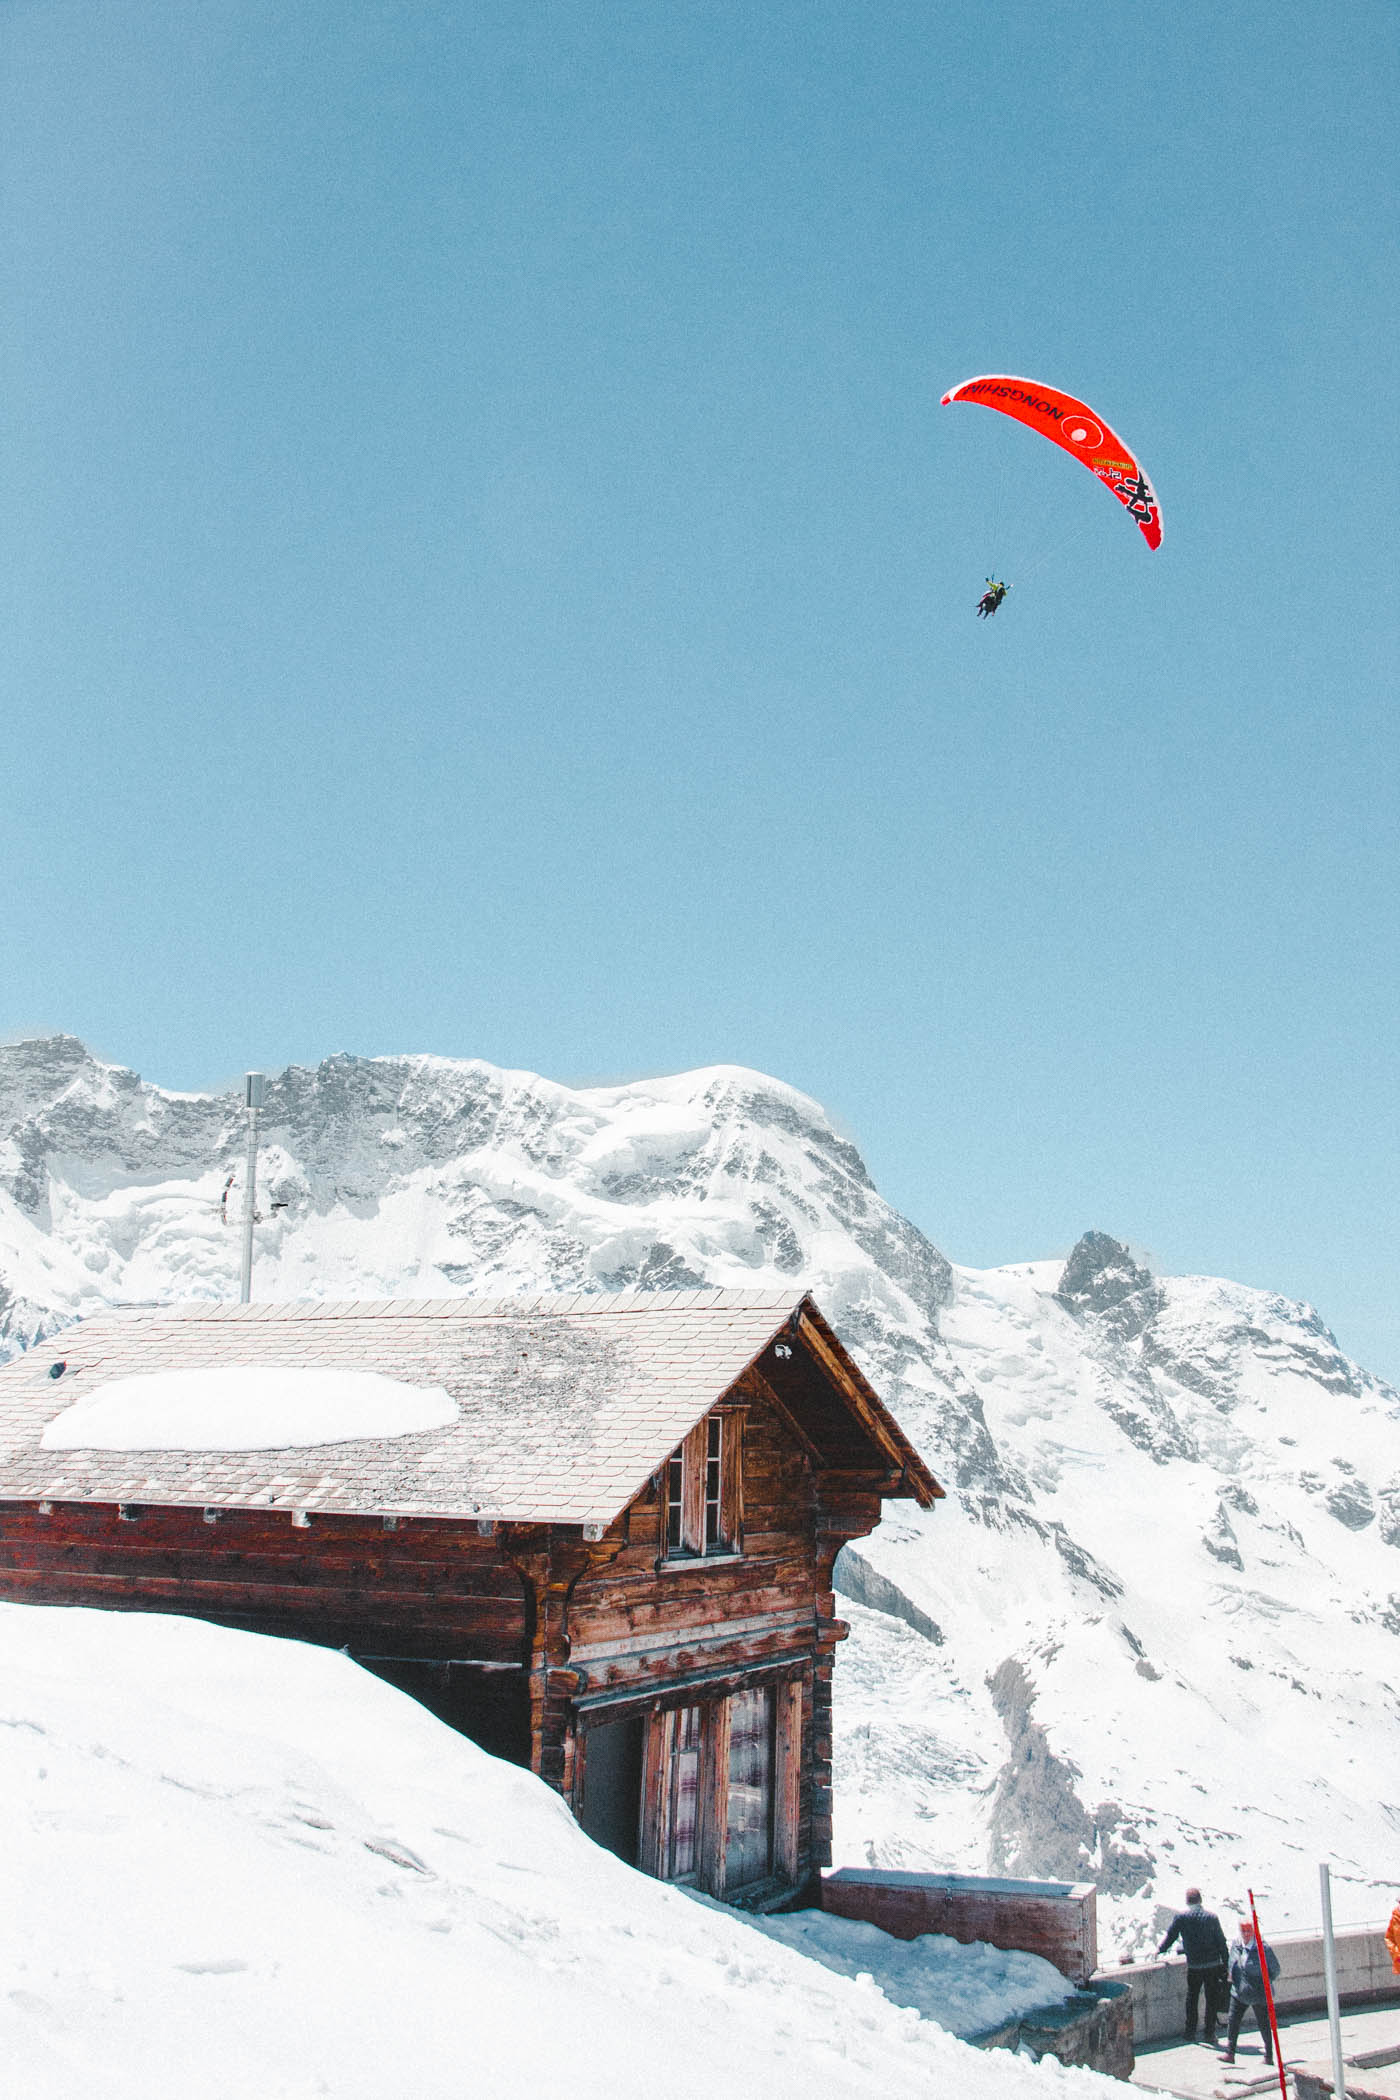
[[0, 1603, 1112, 2099]]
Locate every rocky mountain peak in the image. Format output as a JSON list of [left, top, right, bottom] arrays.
[[1054, 1231, 1164, 1340]]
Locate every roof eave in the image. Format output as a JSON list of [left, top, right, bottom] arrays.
[[792, 1297, 945, 1508]]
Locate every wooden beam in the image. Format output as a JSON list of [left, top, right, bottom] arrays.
[[699, 1692, 731, 1899], [742, 1365, 825, 1469]]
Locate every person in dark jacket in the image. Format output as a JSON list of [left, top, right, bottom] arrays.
[[1221, 1919, 1281, 2066], [1158, 1888, 1229, 2042]]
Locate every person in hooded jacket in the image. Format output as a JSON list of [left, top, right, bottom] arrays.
[[1221, 1919, 1281, 2067], [1386, 1897, 1400, 1976], [1157, 1888, 1229, 2042]]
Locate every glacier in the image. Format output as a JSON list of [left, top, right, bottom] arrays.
[[3, 1033, 1397, 1953]]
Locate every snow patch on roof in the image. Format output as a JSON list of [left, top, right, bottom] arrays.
[[42, 1366, 458, 1451]]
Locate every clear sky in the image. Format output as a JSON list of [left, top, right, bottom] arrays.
[[4, 3, 1398, 1377]]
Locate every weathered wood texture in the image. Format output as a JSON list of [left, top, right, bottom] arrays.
[[0, 1502, 525, 1643], [566, 1383, 828, 1686], [557, 1380, 884, 1894], [821, 1870, 1101, 1986]]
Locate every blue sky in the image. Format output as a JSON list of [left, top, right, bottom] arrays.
[[4, 2, 1398, 1376]]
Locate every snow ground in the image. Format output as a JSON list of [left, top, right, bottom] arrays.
[[0, 1604, 1116, 2100], [748, 1908, 1074, 2037]]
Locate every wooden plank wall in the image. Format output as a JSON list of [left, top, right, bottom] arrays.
[[0, 1501, 527, 1660], [821, 1872, 1100, 1986], [566, 1384, 822, 1698]]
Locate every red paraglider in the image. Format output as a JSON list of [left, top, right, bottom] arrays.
[[941, 375, 1162, 550]]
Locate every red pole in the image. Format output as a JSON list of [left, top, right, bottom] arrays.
[[1247, 1888, 1289, 2100]]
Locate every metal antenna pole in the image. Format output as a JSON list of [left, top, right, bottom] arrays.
[[1320, 1863, 1348, 2099], [239, 1073, 265, 1304]]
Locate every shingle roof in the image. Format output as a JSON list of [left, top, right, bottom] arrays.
[[0, 1289, 922, 1526]]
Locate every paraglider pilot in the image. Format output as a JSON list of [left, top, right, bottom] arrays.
[[977, 578, 1010, 618]]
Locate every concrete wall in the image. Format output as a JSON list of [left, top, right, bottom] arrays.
[[1108, 1926, 1400, 2047], [822, 1869, 1098, 1985]]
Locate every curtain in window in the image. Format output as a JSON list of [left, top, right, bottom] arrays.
[[665, 1705, 702, 1881], [724, 1686, 773, 1887]]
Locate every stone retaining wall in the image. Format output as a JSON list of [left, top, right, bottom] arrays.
[[972, 1979, 1135, 2081]]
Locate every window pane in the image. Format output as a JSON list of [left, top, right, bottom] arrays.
[[725, 1687, 773, 1888], [665, 1705, 702, 1882], [704, 1414, 723, 1549], [666, 1451, 684, 1553]]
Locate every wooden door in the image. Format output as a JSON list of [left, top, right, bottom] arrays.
[[578, 1714, 645, 1866]]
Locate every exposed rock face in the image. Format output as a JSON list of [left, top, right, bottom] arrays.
[[1202, 1500, 1245, 1570], [1377, 1483, 1400, 1549], [3, 1036, 1399, 1948], [1055, 1233, 1164, 1340], [986, 1659, 1154, 1899], [1324, 1466, 1375, 1531], [834, 1547, 944, 1646]]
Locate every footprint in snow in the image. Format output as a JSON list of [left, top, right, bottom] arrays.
[[363, 1836, 432, 1874]]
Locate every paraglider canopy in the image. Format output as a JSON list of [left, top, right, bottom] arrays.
[[941, 375, 1162, 550]]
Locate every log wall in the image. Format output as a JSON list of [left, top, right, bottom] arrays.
[[0, 1499, 533, 1758], [559, 1378, 882, 1894]]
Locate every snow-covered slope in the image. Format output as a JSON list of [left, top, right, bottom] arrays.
[[3, 1036, 1397, 1950], [837, 1245, 1400, 1951], [0, 1603, 1113, 2099]]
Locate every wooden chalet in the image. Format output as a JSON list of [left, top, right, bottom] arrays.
[[0, 1288, 941, 1907]]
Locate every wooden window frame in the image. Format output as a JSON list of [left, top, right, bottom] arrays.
[[659, 1408, 744, 1563]]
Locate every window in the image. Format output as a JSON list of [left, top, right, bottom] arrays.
[[665, 1449, 685, 1555], [662, 1411, 741, 1558]]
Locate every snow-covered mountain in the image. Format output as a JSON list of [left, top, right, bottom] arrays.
[[3, 1035, 1397, 1951]]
